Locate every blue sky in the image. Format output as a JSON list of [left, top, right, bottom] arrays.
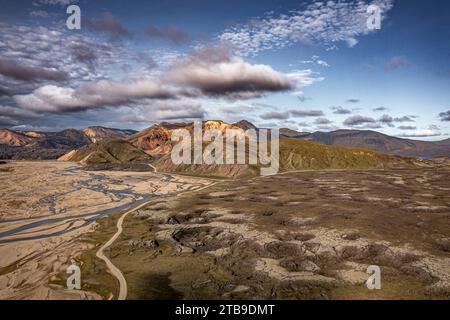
[[0, 0, 449, 140]]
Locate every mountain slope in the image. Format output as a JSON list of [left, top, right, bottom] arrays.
[[0, 129, 34, 146], [299, 130, 450, 157], [59, 140, 152, 164], [127, 120, 245, 155], [82, 126, 136, 143], [0, 127, 136, 160], [233, 120, 258, 131], [127, 123, 174, 154], [279, 128, 309, 138], [153, 137, 415, 178], [279, 138, 415, 171]]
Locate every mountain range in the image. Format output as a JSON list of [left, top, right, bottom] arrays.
[[1, 121, 449, 161], [0, 127, 137, 160], [298, 130, 450, 158]]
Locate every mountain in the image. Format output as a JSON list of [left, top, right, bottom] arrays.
[[127, 123, 174, 155], [0, 129, 34, 147], [279, 128, 309, 138], [3, 121, 449, 162], [82, 126, 137, 143], [56, 120, 422, 178], [0, 127, 136, 160], [436, 138, 450, 146], [17, 131, 47, 139], [299, 130, 450, 158], [58, 140, 151, 164], [127, 120, 244, 155], [233, 120, 258, 131], [232, 121, 310, 139], [0, 129, 91, 160]]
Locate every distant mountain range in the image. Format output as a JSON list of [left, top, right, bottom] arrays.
[[1, 121, 449, 161], [0, 127, 137, 160], [298, 130, 450, 158]]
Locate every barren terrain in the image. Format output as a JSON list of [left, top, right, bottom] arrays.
[[1, 160, 449, 300], [78, 167, 450, 300], [0, 161, 212, 299]]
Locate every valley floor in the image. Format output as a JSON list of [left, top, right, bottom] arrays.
[[0, 161, 212, 299], [79, 167, 450, 300], [0, 161, 449, 299]]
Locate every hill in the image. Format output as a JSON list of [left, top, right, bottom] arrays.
[[58, 140, 152, 164], [152, 137, 415, 178], [299, 130, 450, 158], [278, 138, 415, 171]]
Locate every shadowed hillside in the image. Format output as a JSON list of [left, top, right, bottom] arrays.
[[0, 127, 136, 160], [59, 140, 152, 164]]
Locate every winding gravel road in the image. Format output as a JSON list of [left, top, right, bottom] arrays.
[[95, 171, 219, 300], [95, 200, 152, 300], [95, 164, 158, 300]]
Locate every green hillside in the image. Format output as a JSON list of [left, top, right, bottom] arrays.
[[278, 138, 416, 171], [59, 140, 152, 164], [153, 138, 416, 178]]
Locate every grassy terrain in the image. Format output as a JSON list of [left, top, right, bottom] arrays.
[[153, 138, 416, 178], [61, 140, 152, 164], [279, 138, 415, 171]]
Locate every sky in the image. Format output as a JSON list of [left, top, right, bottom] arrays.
[[0, 0, 449, 140]]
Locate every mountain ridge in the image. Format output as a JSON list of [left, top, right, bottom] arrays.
[[0, 126, 137, 160], [298, 129, 450, 157], [2, 121, 449, 160]]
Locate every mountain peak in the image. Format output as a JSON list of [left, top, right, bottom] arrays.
[[233, 120, 257, 131]]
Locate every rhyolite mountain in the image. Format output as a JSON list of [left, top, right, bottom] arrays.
[[127, 120, 247, 155], [0, 127, 137, 160]]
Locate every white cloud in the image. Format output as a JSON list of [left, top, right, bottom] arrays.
[[14, 80, 175, 112], [300, 55, 330, 67], [33, 0, 77, 6], [14, 46, 320, 112], [30, 10, 49, 18], [286, 69, 324, 88], [218, 0, 394, 56]]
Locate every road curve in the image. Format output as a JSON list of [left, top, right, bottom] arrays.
[[95, 163, 158, 300], [95, 200, 152, 300], [96, 163, 219, 300]]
